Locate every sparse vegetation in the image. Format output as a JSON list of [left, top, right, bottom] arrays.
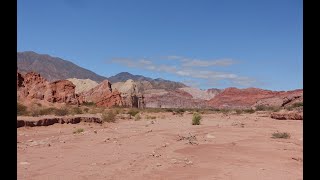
[[102, 111, 117, 123], [256, 105, 280, 112], [73, 128, 84, 134], [82, 102, 96, 106], [286, 102, 303, 111], [236, 109, 255, 114], [83, 107, 89, 113], [128, 109, 140, 116], [134, 114, 141, 121], [54, 108, 69, 116], [272, 132, 291, 139], [17, 103, 28, 116], [71, 107, 83, 115], [291, 102, 303, 108], [192, 112, 202, 125], [146, 115, 156, 119]]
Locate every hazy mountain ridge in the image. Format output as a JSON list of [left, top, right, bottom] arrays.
[[17, 51, 107, 82]]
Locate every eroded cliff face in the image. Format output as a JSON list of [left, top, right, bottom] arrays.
[[17, 72, 79, 105], [111, 79, 145, 108]]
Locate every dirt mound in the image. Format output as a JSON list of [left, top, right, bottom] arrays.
[[67, 78, 98, 93]]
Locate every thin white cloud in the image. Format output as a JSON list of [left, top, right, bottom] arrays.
[[110, 56, 256, 88], [167, 55, 236, 67]]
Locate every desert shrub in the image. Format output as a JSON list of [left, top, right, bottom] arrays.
[[102, 111, 116, 123], [220, 108, 231, 114], [134, 114, 141, 121], [272, 132, 290, 139], [192, 112, 202, 125], [128, 109, 140, 116], [73, 128, 84, 134], [54, 108, 69, 116], [71, 107, 83, 115], [146, 115, 156, 119], [30, 107, 69, 116], [17, 103, 28, 116], [83, 107, 89, 113], [165, 108, 174, 112], [235, 109, 243, 114], [244, 109, 255, 114], [256, 105, 280, 112], [291, 102, 303, 108], [30, 107, 56, 116], [82, 102, 96, 106]]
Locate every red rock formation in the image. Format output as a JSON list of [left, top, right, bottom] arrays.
[[207, 87, 277, 109], [207, 87, 303, 109], [17, 72, 78, 105], [253, 89, 303, 108], [79, 80, 123, 107], [46, 80, 78, 104]]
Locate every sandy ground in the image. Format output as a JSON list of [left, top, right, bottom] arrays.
[[17, 112, 303, 180]]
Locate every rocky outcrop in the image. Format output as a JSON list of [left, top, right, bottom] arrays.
[[207, 87, 303, 109], [17, 116, 102, 128], [270, 111, 303, 120], [111, 79, 145, 108], [207, 87, 277, 109], [253, 89, 303, 108], [17, 72, 79, 105], [46, 80, 78, 104], [79, 80, 123, 107], [66, 78, 99, 93]]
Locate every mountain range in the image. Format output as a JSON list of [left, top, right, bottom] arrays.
[[17, 51, 186, 91]]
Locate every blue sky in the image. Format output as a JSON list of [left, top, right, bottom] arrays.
[[17, 0, 302, 91]]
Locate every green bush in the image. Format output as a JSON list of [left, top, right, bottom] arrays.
[[128, 109, 140, 116], [17, 103, 28, 116], [134, 114, 141, 121], [192, 112, 202, 125], [102, 111, 116, 123]]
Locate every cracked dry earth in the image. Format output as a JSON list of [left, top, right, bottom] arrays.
[[17, 112, 303, 180]]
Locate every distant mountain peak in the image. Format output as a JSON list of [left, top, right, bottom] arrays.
[[17, 51, 107, 82], [108, 72, 186, 91]]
